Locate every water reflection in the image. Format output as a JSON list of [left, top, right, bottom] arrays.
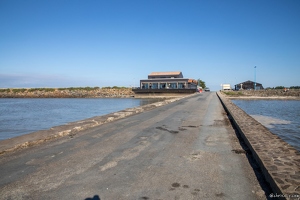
[[232, 100, 300, 152], [0, 98, 164, 140]]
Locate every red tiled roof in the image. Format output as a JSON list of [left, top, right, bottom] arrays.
[[149, 71, 182, 76]]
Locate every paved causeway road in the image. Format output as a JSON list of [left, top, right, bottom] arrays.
[[0, 92, 266, 200]]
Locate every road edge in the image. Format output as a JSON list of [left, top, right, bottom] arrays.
[[0, 94, 195, 155], [217, 91, 300, 200]]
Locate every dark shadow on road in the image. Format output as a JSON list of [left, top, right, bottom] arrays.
[[85, 195, 101, 200]]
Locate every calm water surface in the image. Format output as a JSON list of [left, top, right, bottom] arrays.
[[232, 100, 300, 152], [0, 98, 162, 140]]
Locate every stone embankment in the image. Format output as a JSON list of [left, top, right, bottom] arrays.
[[0, 95, 188, 155], [222, 89, 300, 99], [217, 92, 300, 199], [0, 88, 135, 98]]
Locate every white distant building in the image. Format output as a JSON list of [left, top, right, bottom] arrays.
[[221, 84, 231, 91]]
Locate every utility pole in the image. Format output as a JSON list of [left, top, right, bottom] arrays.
[[254, 66, 257, 90]]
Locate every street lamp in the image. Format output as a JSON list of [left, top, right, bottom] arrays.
[[254, 66, 257, 90]]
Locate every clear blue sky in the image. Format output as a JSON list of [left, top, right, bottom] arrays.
[[1, 0, 299, 91]]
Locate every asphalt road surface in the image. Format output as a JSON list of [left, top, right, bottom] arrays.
[[0, 92, 267, 200]]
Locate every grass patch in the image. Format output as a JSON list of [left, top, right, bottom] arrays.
[[12, 88, 27, 93], [58, 87, 100, 91], [222, 91, 244, 96], [102, 86, 129, 89], [0, 89, 11, 93], [0, 86, 130, 93], [28, 88, 55, 92]]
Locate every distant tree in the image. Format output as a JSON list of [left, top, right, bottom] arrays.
[[197, 79, 206, 89], [275, 86, 285, 89], [290, 86, 300, 89]]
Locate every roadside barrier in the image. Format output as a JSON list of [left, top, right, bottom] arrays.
[[217, 92, 300, 199]]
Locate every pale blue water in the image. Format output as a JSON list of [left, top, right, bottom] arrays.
[[232, 100, 300, 152], [0, 98, 161, 140]]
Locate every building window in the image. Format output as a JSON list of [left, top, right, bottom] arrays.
[[178, 82, 185, 89], [160, 83, 166, 89], [141, 83, 149, 89], [169, 83, 177, 89], [152, 83, 158, 89]]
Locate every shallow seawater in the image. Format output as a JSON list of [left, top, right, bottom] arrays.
[[0, 98, 163, 140], [232, 100, 300, 152]]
